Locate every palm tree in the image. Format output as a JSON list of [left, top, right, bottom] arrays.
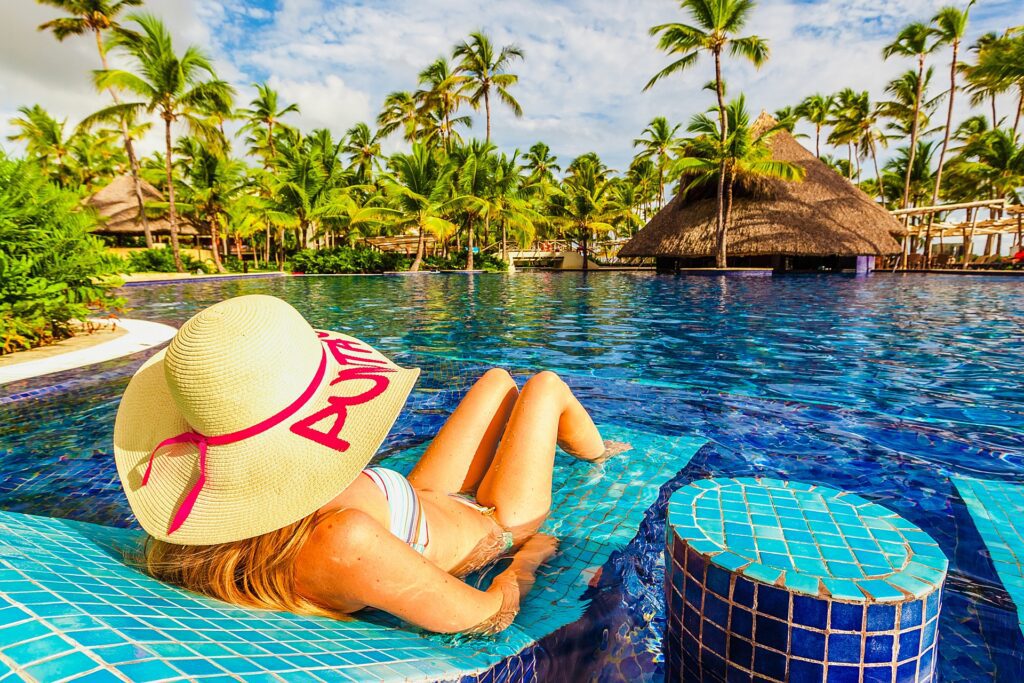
[[645, 0, 770, 268], [771, 105, 800, 133], [36, 0, 154, 245], [674, 96, 805, 262], [7, 105, 71, 174], [381, 144, 467, 272], [92, 13, 235, 272], [968, 30, 1024, 137], [377, 91, 421, 142], [451, 140, 497, 270], [926, 3, 973, 265], [549, 154, 619, 272], [883, 21, 939, 211], [240, 82, 299, 165], [342, 122, 382, 184], [453, 31, 525, 143], [488, 152, 538, 269], [415, 57, 471, 151], [524, 142, 560, 181], [830, 91, 888, 204], [632, 116, 683, 208], [172, 137, 247, 273], [795, 93, 834, 158]]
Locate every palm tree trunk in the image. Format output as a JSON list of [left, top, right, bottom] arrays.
[[581, 229, 589, 272], [815, 124, 821, 159], [962, 208, 976, 270], [209, 216, 226, 273], [484, 88, 492, 143], [163, 116, 184, 273], [410, 223, 425, 272], [1014, 86, 1023, 139], [991, 94, 998, 128], [234, 235, 243, 261], [847, 143, 854, 179], [467, 217, 475, 270], [714, 49, 727, 269], [927, 41, 959, 268], [901, 57, 925, 210], [870, 137, 885, 206], [95, 29, 153, 249]]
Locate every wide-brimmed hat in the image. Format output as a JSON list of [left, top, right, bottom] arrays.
[[113, 295, 419, 546]]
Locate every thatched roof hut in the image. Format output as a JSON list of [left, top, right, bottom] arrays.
[[618, 113, 901, 261], [87, 175, 197, 236]]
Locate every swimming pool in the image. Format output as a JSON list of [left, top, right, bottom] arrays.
[[1, 272, 1022, 680]]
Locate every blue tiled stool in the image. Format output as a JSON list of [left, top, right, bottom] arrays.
[[664, 478, 948, 683]]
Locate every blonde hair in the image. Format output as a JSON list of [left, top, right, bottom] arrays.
[[141, 512, 345, 620]]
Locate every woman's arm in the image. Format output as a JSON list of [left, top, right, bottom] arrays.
[[299, 509, 547, 633]]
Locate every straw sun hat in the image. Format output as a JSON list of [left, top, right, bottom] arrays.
[[113, 295, 420, 546]]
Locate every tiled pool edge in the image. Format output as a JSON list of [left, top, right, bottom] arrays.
[[953, 476, 1024, 637], [0, 319, 176, 386]]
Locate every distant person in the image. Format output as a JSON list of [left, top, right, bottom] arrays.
[[113, 295, 628, 634]]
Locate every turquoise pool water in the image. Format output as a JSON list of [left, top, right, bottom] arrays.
[[1, 272, 1023, 680]]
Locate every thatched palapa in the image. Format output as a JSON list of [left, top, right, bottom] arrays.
[[618, 113, 901, 263], [87, 175, 197, 236]]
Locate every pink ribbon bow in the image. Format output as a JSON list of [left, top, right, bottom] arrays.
[[140, 346, 328, 536]]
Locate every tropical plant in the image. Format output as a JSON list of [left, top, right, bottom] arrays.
[[0, 152, 122, 353], [673, 96, 806, 264], [795, 93, 834, 158], [646, 0, 770, 267], [342, 122, 382, 183], [633, 116, 683, 208], [524, 142, 560, 182], [377, 91, 420, 142], [414, 57, 471, 151], [453, 31, 525, 143], [240, 82, 299, 165], [549, 154, 620, 271], [36, 0, 154, 246], [381, 144, 467, 272], [6, 105, 72, 178], [883, 21, 940, 210], [91, 13, 235, 272], [923, 3, 973, 264], [830, 90, 888, 203], [450, 140, 497, 270]]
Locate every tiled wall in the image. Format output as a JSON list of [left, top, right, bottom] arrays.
[[665, 538, 942, 682]]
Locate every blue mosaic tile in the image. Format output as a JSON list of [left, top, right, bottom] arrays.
[[953, 476, 1024, 637], [665, 478, 946, 682]]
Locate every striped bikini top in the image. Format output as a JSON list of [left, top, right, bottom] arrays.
[[361, 467, 430, 554]]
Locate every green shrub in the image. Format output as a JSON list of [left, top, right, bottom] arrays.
[[290, 247, 410, 274], [126, 248, 212, 274], [0, 153, 123, 354]]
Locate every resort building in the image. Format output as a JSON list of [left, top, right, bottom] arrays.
[[87, 175, 197, 245], [618, 113, 902, 273]]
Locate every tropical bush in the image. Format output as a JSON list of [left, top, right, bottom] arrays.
[[0, 154, 122, 354], [126, 248, 212, 274], [290, 247, 409, 274]]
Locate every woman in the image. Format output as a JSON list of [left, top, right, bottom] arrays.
[[114, 294, 624, 634]]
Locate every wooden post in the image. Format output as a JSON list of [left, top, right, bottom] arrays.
[[962, 209, 978, 270], [1017, 215, 1022, 251]]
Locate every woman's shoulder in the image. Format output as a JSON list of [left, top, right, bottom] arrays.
[[294, 508, 382, 613]]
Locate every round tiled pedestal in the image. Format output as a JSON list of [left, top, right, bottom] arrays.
[[664, 478, 948, 683]]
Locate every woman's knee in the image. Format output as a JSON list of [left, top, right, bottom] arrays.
[[479, 367, 516, 391], [522, 370, 565, 395]]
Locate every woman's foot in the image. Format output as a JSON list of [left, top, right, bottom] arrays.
[[564, 439, 632, 463]]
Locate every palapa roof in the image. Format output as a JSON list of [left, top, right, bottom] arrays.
[[618, 113, 902, 259], [87, 175, 197, 236]]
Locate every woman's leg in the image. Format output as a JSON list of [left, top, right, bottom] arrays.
[[408, 368, 519, 494], [476, 371, 604, 531]]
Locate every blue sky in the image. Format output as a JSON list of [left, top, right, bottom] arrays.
[[2, 0, 1023, 170]]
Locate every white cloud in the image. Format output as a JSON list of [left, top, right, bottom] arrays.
[[0, 0, 1021, 169], [267, 74, 371, 136]]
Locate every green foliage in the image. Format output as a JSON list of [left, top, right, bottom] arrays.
[[126, 248, 211, 273], [289, 247, 409, 274], [0, 153, 122, 354]]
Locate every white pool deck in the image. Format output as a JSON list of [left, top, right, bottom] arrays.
[[0, 319, 176, 385]]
